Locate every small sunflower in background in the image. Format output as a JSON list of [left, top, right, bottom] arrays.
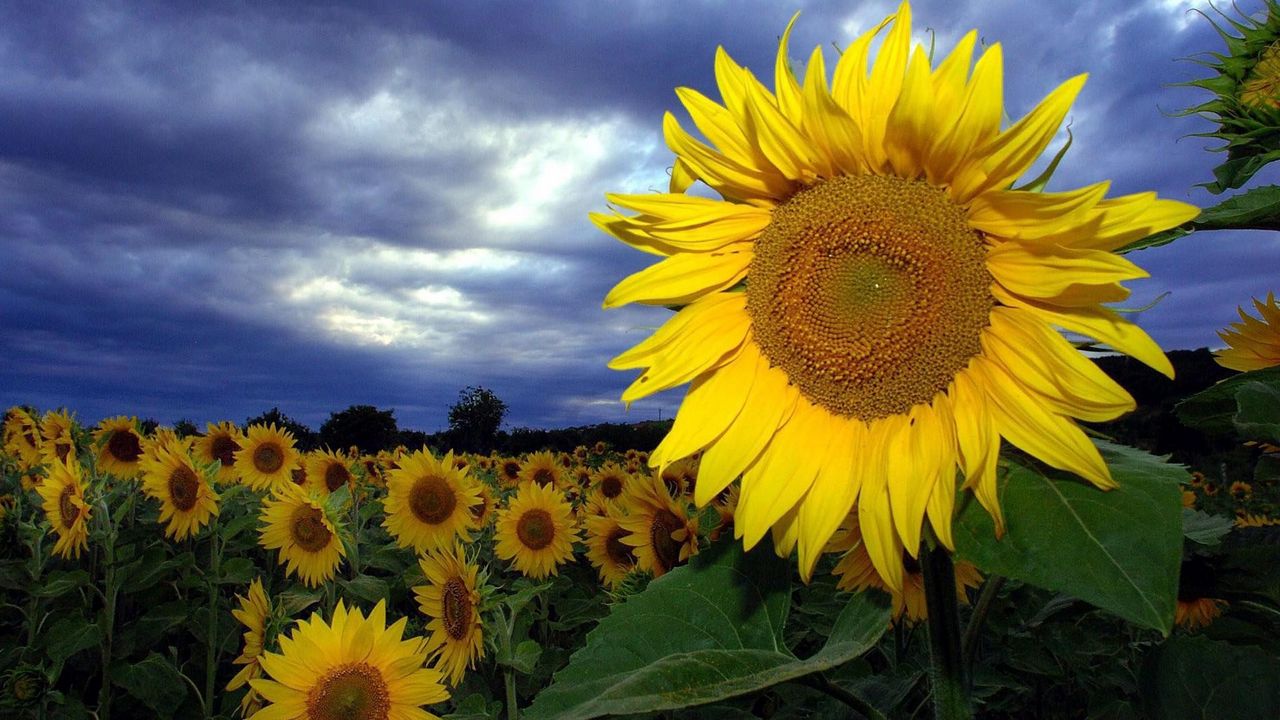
[[1214, 292, 1280, 371], [258, 483, 344, 587], [226, 578, 272, 718], [519, 450, 563, 489], [598, 1, 1196, 589], [585, 511, 637, 589], [470, 481, 497, 528], [235, 423, 299, 491], [494, 481, 579, 579], [288, 456, 308, 487], [249, 600, 449, 719], [138, 443, 219, 541], [1174, 555, 1228, 631], [619, 473, 698, 578], [306, 449, 354, 496], [37, 457, 92, 559], [496, 456, 523, 488], [193, 421, 243, 485], [587, 462, 632, 514], [415, 541, 485, 688], [145, 426, 191, 455], [384, 449, 479, 552], [827, 514, 981, 623], [3, 407, 43, 470], [38, 409, 77, 466], [94, 416, 145, 480]]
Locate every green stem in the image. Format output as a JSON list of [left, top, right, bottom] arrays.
[[97, 511, 118, 720], [960, 575, 1004, 687], [797, 672, 887, 720], [205, 519, 221, 719], [505, 668, 519, 720], [920, 542, 970, 720]]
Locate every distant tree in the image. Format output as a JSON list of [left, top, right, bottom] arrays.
[[446, 386, 508, 453], [245, 407, 318, 451], [395, 428, 430, 452], [140, 418, 160, 435], [172, 419, 199, 438], [320, 405, 399, 455]]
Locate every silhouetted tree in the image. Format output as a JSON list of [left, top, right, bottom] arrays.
[[245, 407, 318, 451], [172, 419, 199, 438], [320, 405, 399, 455], [446, 386, 508, 453]]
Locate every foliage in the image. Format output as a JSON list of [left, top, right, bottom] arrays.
[[319, 404, 400, 454], [445, 386, 509, 453]]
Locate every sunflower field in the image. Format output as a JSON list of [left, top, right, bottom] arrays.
[[8, 0, 1280, 719]]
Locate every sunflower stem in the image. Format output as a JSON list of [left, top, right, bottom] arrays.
[[204, 516, 221, 719], [505, 668, 519, 720], [960, 574, 1004, 688], [96, 499, 118, 720], [920, 541, 970, 720]]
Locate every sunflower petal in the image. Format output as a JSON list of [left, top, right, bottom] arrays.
[[885, 45, 936, 178], [651, 341, 755, 472], [986, 240, 1147, 303], [609, 292, 746, 370], [929, 42, 1003, 183], [737, 400, 831, 550], [966, 182, 1111, 240], [796, 418, 860, 580], [858, 471, 904, 592], [951, 368, 1004, 536], [695, 363, 799, 506]]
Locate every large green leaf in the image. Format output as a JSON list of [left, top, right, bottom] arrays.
[[42, 615, 101, 665], [111, 653, 188, 719], [1140, 635, 1280, 719], [525, 540, 890, 720], [1118, 184, 1280, 253], [954, 441, 1183, 633], [1177, 366, 1280, 436], [1233, 380, 1280, 443]]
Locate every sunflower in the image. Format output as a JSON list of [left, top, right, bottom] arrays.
[[659, 457, 697, 499], [38, 410, 77, 466], [588, 463, 632, 510], [470, 481, 497, 528], [585, 511, 637, 588], [289, 457, 309, 487], [194, 421, 244, 485], [1174, 555, 1227, 631], [619, 473, 698, 577], [3, 407, 42, 469], [36, 457, 91, 559], [227, 578, 271, 718], [383, 450, 479, 552], [597, 2, 1197, 589], [1215, 292, 1280, 371], [494, 481, 579, 579], [259, 483, 345, 587], [249, 599, 449, 719], [306, 449, 355, 496], [138, 443, 219, 541], [518, 451, 564, 489], [235, 423, 300, 491], [414, 541, 484, 687], [1181, 490, 1197, 509], [94, 416, 145, 480], [827, 513, 981, 622], [709, 481, 740, 541], [496, 457, 523, 488], [1237, 512, 1280, 528]]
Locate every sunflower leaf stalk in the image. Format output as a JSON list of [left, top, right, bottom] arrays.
[[921, 542, 971, 720], [204, 514, 221, 719]]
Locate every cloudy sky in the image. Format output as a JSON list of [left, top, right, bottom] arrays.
[[2, 0, 1277, 433]]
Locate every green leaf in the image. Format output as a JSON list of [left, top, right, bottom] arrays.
[[339, 575, 390, 605], [954, 441, 1183, 633], [508, 639, 543, 674], [111, 653, 188, 720], [1182, 509, 1236, 547], [34, 570, 89, 598], [218, 556, 257, 585], [1177, 366, 1280, 435], [525, 540, 890, 720], [1233, 380, 1280, 443], [444, 694, 498, 720], [1140, 635, 1280, 719], [277, 587, 323, 616], [42, 615, 101, 665]]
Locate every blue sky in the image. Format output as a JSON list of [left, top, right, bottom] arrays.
[[1, 0, 1277, 432]]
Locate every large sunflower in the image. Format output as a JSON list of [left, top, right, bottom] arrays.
[[94, 416, 145, 480], [1214, 292, 1280, 371], [414, 541, 484, 687], [138, 443, 220, 541], [235, 423, 300, 491], [494, 481, 579, 579], [597, 2, 1197, 589], [383, 450, 480, 552], [36, 457, 92, 559], [259, 483, 345, 587], [249, 600, 449, 720], [194, 421, 244, 485], [227, 578, 271, 718]]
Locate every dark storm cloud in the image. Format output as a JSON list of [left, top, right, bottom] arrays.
[[0, 0, 1273, 431]]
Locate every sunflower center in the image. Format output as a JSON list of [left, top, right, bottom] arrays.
[[58, 485, 80, 528], [210, 434, 239, 467], [324, 463, 351, 492], [254, 442, 284, 474], [649, 509, 684, 573], [292, 466, 308, 485], [408, 474, 457, 525], [442, 576, 473, 641], [107, 429, 142, 463], [502, 461, 520, 479], [307, 662, 391, 720], [605, 526, 636, 567], [168, 466, 200, 512], [55, 440, 72, 462], [600, 475, 623, 499], [290, 506, 332, 552], [516, 509, 555, 550], [747, 175, 993, 420], [531, 468, 555, 487]]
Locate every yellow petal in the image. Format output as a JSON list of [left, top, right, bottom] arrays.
[[651, 341, 755, 472], [774, 13, 805, 126], [862, 0, 913, 171], [743, 79, 824, 181], [858, 471, 904, 592], [885, 45, 935, 178], [604, 244, 751, 308], [1032, 193, 1201, 252], [831, 15, 893, 125], [801, 45, 866, 175], [675, 86, 760, 169], [931, 30, 978, 123], [609, 292, 746, 370], [929, 43, 1003, 184], [796, 418, 861, 580], [966, 182, 1110, 240], [619, 305, 749, 403], [670, 157, 697, 193], [950, 368, 1004, 536], [986, 240, 1147, 302], [737, 400, 831, 550], [663, 112, 792, 202]]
